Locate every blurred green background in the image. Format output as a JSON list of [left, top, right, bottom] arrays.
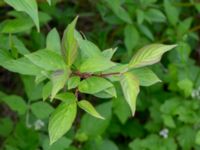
[[0, 0, 200, 149]]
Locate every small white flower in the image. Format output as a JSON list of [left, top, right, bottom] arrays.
[[159, 128, 169, 139], [34, 120, 45, 130]]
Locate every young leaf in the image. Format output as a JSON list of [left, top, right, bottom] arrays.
[[46, 28, 61, 54], [131, 68, 161, 86], [25, 49, 66, 71], [78, 100, 104, 119], [62, 17, 78, 66], [67, 76, 80, 90], [50, 69, 71, 100], [55, 92, 77, 104], [4, 0, 40, 31], [79, 56, 116, 73], [78, 77, 113, 94], [49, 102, 77, 145], [77, 39, 102, 59], [94, 86, 117, 98], [102, 48, 117, 60], [120, 72, 139, 116], [129, 44, 176, 69]]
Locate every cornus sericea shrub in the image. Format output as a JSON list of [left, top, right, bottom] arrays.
[[0, 16, 176, 144]]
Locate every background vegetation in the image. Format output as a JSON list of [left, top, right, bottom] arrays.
[[0, 0, 200, 149]]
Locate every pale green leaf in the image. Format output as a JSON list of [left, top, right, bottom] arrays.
[[78, 77, 113, 94], [67, 76, 80, 90], [25, 49, 66, 71], [62, 17, 78, 66], [55, 92, 77, 104], [46, 28, 61, 54], [77, 39, 102, 59], [50, 69, 70, 100], [79, 56, 116, 73], [4, 0, 40, 31], [94, 86, 117, 98], [78, 100, 104, 119], [49, 102, 77, 145], [129, 44, 176, 69], [131, 68, 161, 86], [102, 48, 117, 60], [120, 72, 139, 116]]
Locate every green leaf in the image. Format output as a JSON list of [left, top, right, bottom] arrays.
[[31, 102, 54, 119], [62, 17, 78, 66], [120, 72, 139, 116], [124, 25, 139, 53], [164, 0, 179, 26], [67, 76, 80, 90], [79, 56, 116, 73], [177, 79, 193, 97], [136, 9, 145, 24], [94, 86, 117, 98], [25, 49, 66, 71], [76, 102, 112, 139], [42, 81, 52, 101], [46, 28, 61, 54], [113, 95, 131, 124], [129, 44, 176, 69], [0, 18, 34, 33], [1, 57, 42, 75], [131, 68, 161, 86], [50, 69, 70, 100], [4, 0, 40, 31], [55, 92, 77, 104], [104, 0, 132, 24], [195, 130, 200, 145], [138, 25, 154, 41], [102, 48, 117, 60], [145, 8, 166, 23], [78, 100, 104, 119], [77, 39, 102, 59], [49, 102, 77, 145], [21, 75, 43, 101], [47, 0, 51, 5], [2, 95, 27, 115], [78, 77, 113, 94]]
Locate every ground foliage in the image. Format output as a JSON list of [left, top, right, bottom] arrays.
[[0, 0, 200, 150]]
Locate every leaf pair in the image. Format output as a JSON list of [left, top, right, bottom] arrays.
[[120, 44, 177, 115], [49, 93, 103, 145]]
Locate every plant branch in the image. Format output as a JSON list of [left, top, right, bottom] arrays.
[[72, 71, 121, 79]]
